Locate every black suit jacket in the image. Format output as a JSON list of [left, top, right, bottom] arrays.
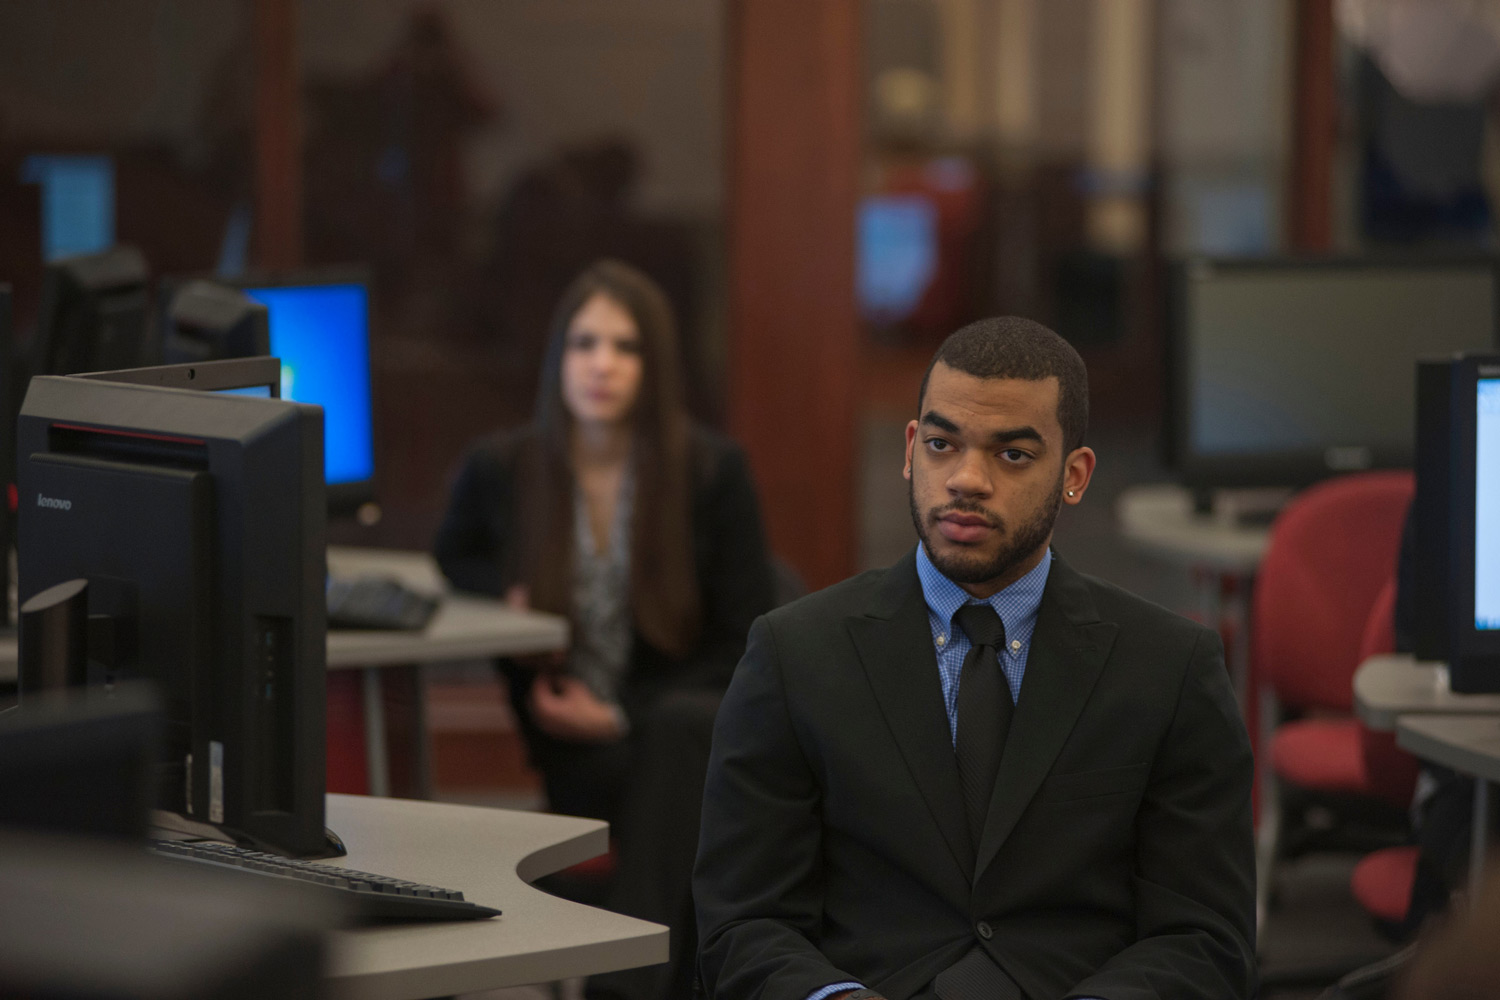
[[694, 550, 1255, 1000], [432, 422, 775, 725]]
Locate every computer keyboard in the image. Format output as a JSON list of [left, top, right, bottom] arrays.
[[326, 575, 440, 631], [148, 839, 500, 923]]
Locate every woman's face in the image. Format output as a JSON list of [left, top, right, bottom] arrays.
[[561, 291, 645, 428]]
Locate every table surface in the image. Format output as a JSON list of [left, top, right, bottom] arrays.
[[1115, 484, 1271, 574], [1354, 653, 1500, 731], [325, 547, 568, 668], [0, 547, 570, 679], [1396, 714, 1500, 785], [324, 794, 667, 1000]]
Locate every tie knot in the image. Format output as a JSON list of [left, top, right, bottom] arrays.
[[955, 603, 1006, 650]]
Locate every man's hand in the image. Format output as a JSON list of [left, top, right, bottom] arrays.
[[529, 675, 624, 743]]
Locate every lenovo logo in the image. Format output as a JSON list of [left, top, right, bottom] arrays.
[[36, 494, 72, 511]]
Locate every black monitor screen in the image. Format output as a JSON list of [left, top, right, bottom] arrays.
[[33, 246, 151, 378], [1173, 257, 1500, 488]]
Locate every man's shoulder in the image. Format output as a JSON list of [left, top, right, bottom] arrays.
[[762, 559, 910, 632], [1065, 560, 1218, 647]]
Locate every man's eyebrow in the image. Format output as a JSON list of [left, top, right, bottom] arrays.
[[919, 410, 960, 434], [988, 425, 1045, 447], [919, 411, 1046, 448]]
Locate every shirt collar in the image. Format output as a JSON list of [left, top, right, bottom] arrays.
[[915, 542, 1052, 636]]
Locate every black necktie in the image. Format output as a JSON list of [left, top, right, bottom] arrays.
[[953, 603, 1011, 850]]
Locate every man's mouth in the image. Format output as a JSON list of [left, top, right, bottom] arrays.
[[935, 510, 999, 544]]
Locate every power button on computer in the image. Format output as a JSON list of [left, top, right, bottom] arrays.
[[976, 921, 993, 940]]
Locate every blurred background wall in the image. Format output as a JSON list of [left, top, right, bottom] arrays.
[[3, 0, 1498, 589]]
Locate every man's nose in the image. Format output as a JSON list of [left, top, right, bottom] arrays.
[[946, 450, 992, 497]]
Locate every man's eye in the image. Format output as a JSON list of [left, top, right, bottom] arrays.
[[926, 438, 953, 452], [1000, 448, 1032, 463]]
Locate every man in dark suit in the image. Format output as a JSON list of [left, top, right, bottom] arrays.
[[693, 317, 1255, 1000]]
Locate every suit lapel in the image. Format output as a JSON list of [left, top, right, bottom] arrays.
[[974, 556, 1118, 879], [846, 550, 976, 878]]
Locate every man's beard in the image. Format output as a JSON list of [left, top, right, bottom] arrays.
[[908, 472, 1063, 585]]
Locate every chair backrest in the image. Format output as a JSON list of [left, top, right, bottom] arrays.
[[1357, 576, 1421, 808], [1252, 470, 1414, 714]]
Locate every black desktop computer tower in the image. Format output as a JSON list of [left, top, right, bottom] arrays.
[[15, 373, 331, 856]]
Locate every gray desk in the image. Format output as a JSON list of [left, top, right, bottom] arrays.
[[324, 793, 666, 999], [1115, 484, 1271, 576], [1353, 653, 1500, 732], [1115, 484, 1270, 717], [0, 549, 570, 797], [1396, 714, 1500, 897], [326, 547, 568, 668]]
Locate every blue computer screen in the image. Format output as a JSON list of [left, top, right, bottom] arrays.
[[1477, 378, 1500, 630], [240, 283, 375, 488], [21, 155, 115, 262], [857, 194, 938, 322]]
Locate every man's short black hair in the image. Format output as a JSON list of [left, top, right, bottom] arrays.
[[918, 316, 1089, 453]]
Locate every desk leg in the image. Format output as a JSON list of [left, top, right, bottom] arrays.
[[362, 667, 391, 797], [1206, 569, 1261, 816], [1471, 779, 1490, 901], [1221, 572, 1251, 715]]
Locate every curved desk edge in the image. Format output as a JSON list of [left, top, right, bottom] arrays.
[[1114, 484, 1270, 574], [1396, 714, 1500, 785], [1354, 654, 1500, 732], [323, 795, 667, 999]]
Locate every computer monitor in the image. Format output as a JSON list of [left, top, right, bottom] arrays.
[[32, 245, 152, 378], [1170, 256, 1500, 494], [233, 273, 377, 514], [1414, 353, 1500, 692], [19, 153, 115, 262], [15, 366, 332, 856], [162, 280, 271, 365]]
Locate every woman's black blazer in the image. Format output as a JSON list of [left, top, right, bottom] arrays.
[[432, 422, 775, 724]]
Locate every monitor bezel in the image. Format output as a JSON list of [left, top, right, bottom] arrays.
[[73, 356, 282, 396], [1168, 254, 1500, 492], [1450, 355, 1500, 665]]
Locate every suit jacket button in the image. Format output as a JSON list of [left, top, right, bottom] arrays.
[[976, 921, 993, 940]]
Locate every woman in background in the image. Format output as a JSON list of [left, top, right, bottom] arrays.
[[435, 259, 774, 1000]]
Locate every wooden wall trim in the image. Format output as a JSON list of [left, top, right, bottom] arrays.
[[726, 0, 863, 591], [252, 0, 304, 269], [1288, 0, 1335, 251]]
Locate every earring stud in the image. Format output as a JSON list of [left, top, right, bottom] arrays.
[[1067, 490, 1076, 497]]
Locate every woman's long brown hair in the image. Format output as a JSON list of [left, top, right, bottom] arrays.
[[515, 259, 701, 659]]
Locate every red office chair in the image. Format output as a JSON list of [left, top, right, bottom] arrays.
[[1253, 471, 1414, 929], [1350, 576, 1422, 931]]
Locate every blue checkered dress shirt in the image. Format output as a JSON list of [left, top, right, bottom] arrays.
[[916, 543, 1051, 744]]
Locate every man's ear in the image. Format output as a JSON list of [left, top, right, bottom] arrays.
[[903, 420, 918, 480], [1062, 446, 1096, 504]]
